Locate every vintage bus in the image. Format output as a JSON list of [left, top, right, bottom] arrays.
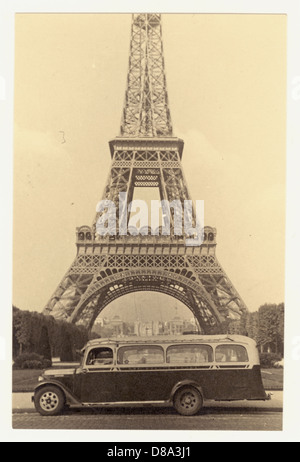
[[33, 334, 270, 416]]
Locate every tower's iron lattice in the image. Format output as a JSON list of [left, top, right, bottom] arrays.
[[43, 14, 248, 332]]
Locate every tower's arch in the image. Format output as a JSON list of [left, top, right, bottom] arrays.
[[69, 267, 223, 332]]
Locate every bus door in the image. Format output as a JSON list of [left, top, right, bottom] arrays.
[[212, 343, 252, 399], [80, 346, 116, 403]]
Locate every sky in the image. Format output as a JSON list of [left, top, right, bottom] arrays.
[[12, 13, 287, 320]]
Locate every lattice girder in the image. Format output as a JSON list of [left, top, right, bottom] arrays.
[[44, 241, 247, 332], [44, 273, 94, 321], [120, 14, 172, 137], [43, 14, 249, 333], [94, 137, 191, 236]]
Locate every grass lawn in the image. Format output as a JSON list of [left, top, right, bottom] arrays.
[[12, 365, 78, 392], [12, 369, 44, 392], [12, 367, 284, 393], [261, 368, 284, 390]]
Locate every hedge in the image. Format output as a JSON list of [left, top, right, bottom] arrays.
[[13, 306, 89, 362], [259, 352, 283, 368], [13, 352, 52, 370]]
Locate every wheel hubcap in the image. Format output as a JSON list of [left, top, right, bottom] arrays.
[[181, 392, 196, 409], [40, 392, 59, 411]]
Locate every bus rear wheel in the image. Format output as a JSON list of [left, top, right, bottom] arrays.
[[173, 386, 203, 416]]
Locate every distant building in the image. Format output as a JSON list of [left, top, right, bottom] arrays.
[[109, 315, 124, 336], [92, 315, 125, 337], [134, 320, 162, 336], [92, 314, 200, 337], [166, 316, 184, 335]]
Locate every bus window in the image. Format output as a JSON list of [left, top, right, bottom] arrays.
[[86, 347, 114, 365], [117, 345, 164, 365], [215, 345, 249, 363], [166, 345, 213, 364]]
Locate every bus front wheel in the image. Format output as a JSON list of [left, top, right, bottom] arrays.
[[173, 386, 203, 416], [34, 385, 66, 416]]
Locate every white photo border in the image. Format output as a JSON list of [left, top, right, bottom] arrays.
[[1, 0, 299, 443]]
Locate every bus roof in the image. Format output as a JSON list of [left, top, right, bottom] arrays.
[[83, 334, 256, 349]]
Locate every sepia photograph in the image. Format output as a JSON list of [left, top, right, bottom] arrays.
[[1, 0, 300, 444]]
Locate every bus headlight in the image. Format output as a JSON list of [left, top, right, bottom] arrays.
[[38, 376, 45, 382]]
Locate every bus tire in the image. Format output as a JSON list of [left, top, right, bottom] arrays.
[[173, 386, 203, 416], [34, 385, 66, 416]]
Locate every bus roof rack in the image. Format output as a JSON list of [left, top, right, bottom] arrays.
[[83, 334, 255, 349]]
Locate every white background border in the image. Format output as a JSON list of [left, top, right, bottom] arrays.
[[1, 0, 299, 442]]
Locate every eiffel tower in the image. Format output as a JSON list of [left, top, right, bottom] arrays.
[[43, 14, 248, 333]]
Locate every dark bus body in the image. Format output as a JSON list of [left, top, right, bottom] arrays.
[[33, 334, 269, 416]]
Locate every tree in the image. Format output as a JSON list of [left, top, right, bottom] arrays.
[[60, 329, 74, 362], [277, 303, 285, 354], [13, 309, 32, 355], [257, 304, 284, 355], [246, 311, 259, 341], [38, 325, 52, 362]]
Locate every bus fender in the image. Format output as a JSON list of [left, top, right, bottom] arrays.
[[33, 380, 82, 406], [169, 379, 204, 402]]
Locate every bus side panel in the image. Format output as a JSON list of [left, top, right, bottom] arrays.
[[201, 366, 267, 401], [114, 370, 169, 402], [114, 369, 211, 402], [113, 366, 266, 403]]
